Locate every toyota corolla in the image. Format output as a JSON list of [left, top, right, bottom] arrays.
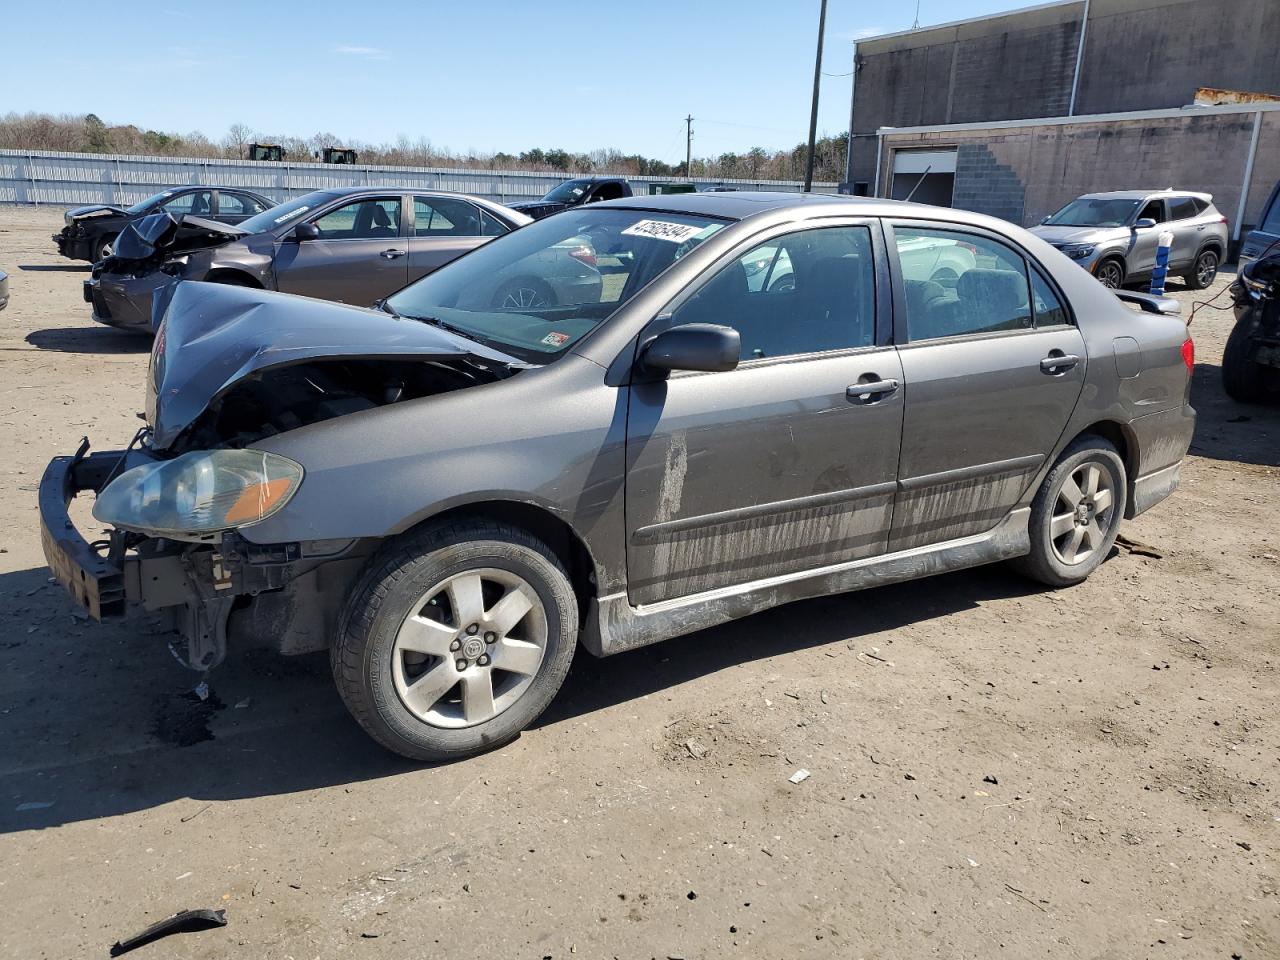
[[40, 193, 1195, 761]]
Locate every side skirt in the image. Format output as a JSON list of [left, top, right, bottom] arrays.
[[582, 508, 1031, 657]]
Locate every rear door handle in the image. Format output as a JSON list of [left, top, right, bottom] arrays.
[[1040, 353, 1080, 374], [381, 248, 406, 260], [846, 378, 899, 401]]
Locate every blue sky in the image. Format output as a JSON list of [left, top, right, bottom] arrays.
[[2, 0, 1035, 160]]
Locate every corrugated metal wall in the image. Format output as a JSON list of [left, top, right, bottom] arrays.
[[0, 149, 838, 207]]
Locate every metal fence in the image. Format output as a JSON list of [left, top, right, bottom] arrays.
[[0, 149, 839, 207]]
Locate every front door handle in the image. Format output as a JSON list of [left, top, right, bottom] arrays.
[[846, 378, 899, 402], [381, 248, 406, 260], [1040, 352, 1080, 374]]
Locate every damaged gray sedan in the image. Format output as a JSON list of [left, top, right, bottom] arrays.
[[41, 193, 1195, 761]]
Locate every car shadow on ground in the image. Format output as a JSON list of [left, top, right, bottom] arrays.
[[17, 264, 91, 272], [0, 561, 1044, 834], [1188, 360, 1280, 468], [24, 327, 151, 355]]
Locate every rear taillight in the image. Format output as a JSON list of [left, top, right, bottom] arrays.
[[1181, 337, 1195, 372], [959, 242, 978, 255], [568, 244, 597, 268]]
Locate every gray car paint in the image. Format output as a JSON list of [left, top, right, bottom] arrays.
[[88, 188, 531, 332], [50, 192, 1195, 668], [223, 194, 1193, 651]]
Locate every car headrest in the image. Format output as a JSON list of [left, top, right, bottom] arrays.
[[957, 268, 1026, 312], [372, 205, 393, 228]]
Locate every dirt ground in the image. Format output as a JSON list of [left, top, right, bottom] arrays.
[[0, 203, 1276, 960]]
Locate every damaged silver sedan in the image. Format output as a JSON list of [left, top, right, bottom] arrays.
[[41, 193, 1195, 761]]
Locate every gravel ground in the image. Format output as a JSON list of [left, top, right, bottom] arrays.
[[0, 204, 1277, 960]]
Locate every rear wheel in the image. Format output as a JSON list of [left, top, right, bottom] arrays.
[[1222, 321, 1273, 403], [333, 520, 578, 762], [94, 234, 118, 262], [1184, 248, 1219, 290], [1095, 258, 1125, 289], [1010, 436, 1127, 588], [492, 278, 555, 310]]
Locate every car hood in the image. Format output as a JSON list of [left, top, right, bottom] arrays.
[[65, 204, 127, 221], [107, 213, 249, 269], [1029, 224, 1120, 245], [508, 199, 568, 216], [146, 281, 522, 450]]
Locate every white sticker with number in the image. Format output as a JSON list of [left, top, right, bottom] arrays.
[[621, 219, 707, 243]]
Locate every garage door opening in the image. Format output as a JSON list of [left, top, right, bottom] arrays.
[[890, 149, 956, 206]]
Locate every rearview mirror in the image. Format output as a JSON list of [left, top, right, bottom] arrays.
[[641, 323, 740, 375], [1134, 218, 1157, 230], [290, 222, 320, 242]]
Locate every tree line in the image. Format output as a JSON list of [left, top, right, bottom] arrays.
[[0, 112, 849, 183]]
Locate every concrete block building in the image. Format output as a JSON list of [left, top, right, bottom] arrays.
[[844, 0, 1280, 245]]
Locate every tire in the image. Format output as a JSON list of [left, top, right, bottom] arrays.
[[333, 519, 578, 762], [1009, 436, 1127, 588], [492, 278, 555, 310], [1094, 258, 1125, 290], [94, 234, 118, 262], [1183, 248, 1219, 290], [767, 273, 795, 293], [1221, 321, 1272, 403]]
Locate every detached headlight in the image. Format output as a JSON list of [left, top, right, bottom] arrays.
[[1059, 243, 1096, 260], [93, 449, 304, 538]]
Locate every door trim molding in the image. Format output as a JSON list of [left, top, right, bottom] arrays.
[[585, 507, 1030, 657], [632, 480, 897, 544], [898, 453, 1044, 492]]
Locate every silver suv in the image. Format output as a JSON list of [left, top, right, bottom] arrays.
[[1032, 190, 1228, 290]]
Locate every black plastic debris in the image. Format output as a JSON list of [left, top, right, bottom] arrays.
[[110, 908, 227, 956]]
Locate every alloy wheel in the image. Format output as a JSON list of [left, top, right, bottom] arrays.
[[1096, 262, 1123, 289], [1196, 251, 1218, 287], [1049, 461, 1117, 565], [500, 286, 549, 310], [391, 568, 548, 729]]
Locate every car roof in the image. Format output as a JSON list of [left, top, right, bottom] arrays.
[[1077, 189, 1214, 202], [591, 190, 997, 225]]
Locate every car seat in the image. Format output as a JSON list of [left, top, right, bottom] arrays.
[[924, 268, 1030, 338], [369, 204, 396, 237], [190, 193, 210, 215]]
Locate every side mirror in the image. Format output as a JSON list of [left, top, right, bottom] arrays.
[[1134, 218, 1157, 230], [641, 323, 740, 375], [290, 222, 320, 242]]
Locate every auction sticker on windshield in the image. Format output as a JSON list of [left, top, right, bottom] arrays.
[[621, 220, 709, 243], [275, 207, 310, 224], [540, 331, 570, 346]]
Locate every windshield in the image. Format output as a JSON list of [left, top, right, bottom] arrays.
[[386, 208, 728, 363], [125, 190, 175, 215], [1044, 198, 1140, 228], [541, 179, 592, 204], [237, 191, 337, 235]]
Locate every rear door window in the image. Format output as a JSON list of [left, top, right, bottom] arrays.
[[1168, 197, 1199, 221], [414, 197, 483, 237], [893, 227, 1033, 341]]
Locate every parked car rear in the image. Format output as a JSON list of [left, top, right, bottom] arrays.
[[1240, 180, 1280, 266]]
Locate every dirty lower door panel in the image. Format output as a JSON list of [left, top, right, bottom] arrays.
[[624, 349, 904, 606]]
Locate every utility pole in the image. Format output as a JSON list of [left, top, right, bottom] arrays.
[[803, 0, 828, 193], [685, 114, 694, 180]]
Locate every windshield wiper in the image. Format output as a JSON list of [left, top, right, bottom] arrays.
[[376, 298, 401, 319]]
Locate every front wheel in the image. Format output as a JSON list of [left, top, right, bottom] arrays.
[[333, 520, 578, 761], [94, 234, 118, 262], [1094, 259, 1125, 289], [1010, 437, 1127, 588]]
